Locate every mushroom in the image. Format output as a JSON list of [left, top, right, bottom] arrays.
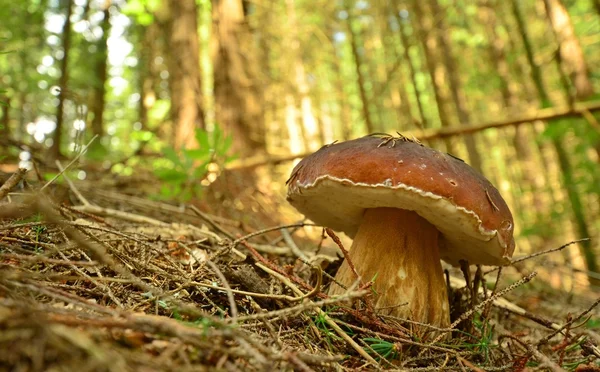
[[286, 134, 515, 333]]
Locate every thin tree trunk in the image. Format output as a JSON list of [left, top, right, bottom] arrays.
[[496, 1, 537, 106], [344, 0, 374, 134], [410, 0, 455, 154], [91, 0, 111, 139], [543, 0, 594, 100], [286, 0, 319, 151], [330, 35, 352, 140], [378, 4, 414, 130], [513, 0, 598, 284], [284, 94, 303, 155], [480, 1, 515, 108], [498, 0, 558, 210], [137, 23, 162, 130], [313, 84, 333, 145], [212, 0, 266, 155], [17, 90, 27, 141], [594, 0, 600, 17], [544, 0, 600, 165], [544, 0, 600, 238], [50, 0, 74, 160], [395, 9, 428, 130], [162, 0, 204, 149], [1, 97, 9, 138], [330, 33, 353, 140], [479, 0, 545, 215], [512, 1, 550, 105], [428, 0, 483, 173], [256, 7, 279, 151]]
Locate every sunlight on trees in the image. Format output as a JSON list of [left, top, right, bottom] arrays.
[[1, 0, 600, 292]]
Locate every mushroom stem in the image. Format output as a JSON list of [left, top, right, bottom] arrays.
[[329, 207, 450, 335]]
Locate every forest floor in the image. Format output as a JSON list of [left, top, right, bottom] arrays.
[[1, 166, 600, 371]]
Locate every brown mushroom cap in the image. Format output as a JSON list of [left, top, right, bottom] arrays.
[[286, 135, 515, 266]]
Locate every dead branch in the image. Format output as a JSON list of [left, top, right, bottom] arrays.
[[227, 100, 600, 170], [0, 168, 27, 201]]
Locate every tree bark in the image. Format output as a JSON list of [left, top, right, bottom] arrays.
[[479, 1, 515, 109], [330, 31, 353, 140], [1, 97, 8, 137], [90, 1, 111, 139], [543, 0, 594, 100], [285, 0, 319, 151], [512, 0, 550, 105], [50, 0, 74, 160], [395, 8, 428, 129], [212, 0, 266, 156], [594, 0, 600, 17], [410, 0, 456, 154], [479, 0, 545, 214], [162, 0, 204, 149], [513, 0, 598, 285], [138, 22, 163, 130], [428, 0, 483, 173], [344, 0, 374, 134], [378, 3, 414, 131], [284, 93, 304, 155]]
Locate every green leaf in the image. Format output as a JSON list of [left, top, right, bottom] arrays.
[[137, 12, 154, 26], [195, 129, 210, 150], [160, 184, 173, 198], [162, 147, 183, 167], [154, 169, 187, 182], [222, 135, 233, 153], [184, 148, 210, 160], [131, 130, 154, 142]]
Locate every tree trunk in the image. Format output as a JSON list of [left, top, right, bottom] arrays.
[[594, 0, 600, 17], [285, 0, 319, 151], [90, 1, 111, 139], [543, 0, 594, 100], [513, 0, 598, 285], [284, 93, 304, 155], [212, 0, 266, 156], [479, 0, 545, 215], [1, 97, 8, 137], [50, 0, 74, 160], [543, 0, 600, 165], [511, 1, 550, 105], [479, 1, 515, 109], [395, 8, 428, 130], [499, 0, 558, 209], [410, 0, 455, 154], [162, 0, 204, 149], [137, 25, 151, 130], [428, 0, 482, 173], [344, 0, 374, 134], [378, 4, 414, 131], [330, 32, 353, 141]]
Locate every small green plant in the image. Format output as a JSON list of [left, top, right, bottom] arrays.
[[31, 224, 47, 253], [307, 308, 343, 348], [153, 125, 236, 201], [362, 338, 399, 361], [586, 317, 600, 329], [440, 315, 497, 364]]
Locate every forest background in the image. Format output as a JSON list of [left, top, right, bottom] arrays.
[[1, 0, 600, 293]]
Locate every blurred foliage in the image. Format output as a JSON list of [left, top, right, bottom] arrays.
[[153, 125, 235, 201], [0, 0, 599, 264]]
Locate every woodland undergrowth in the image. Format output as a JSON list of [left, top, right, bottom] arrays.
[[0, 165, 600, 372]]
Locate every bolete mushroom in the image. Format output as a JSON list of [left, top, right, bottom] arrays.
[[286, 134, 515, 332]]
